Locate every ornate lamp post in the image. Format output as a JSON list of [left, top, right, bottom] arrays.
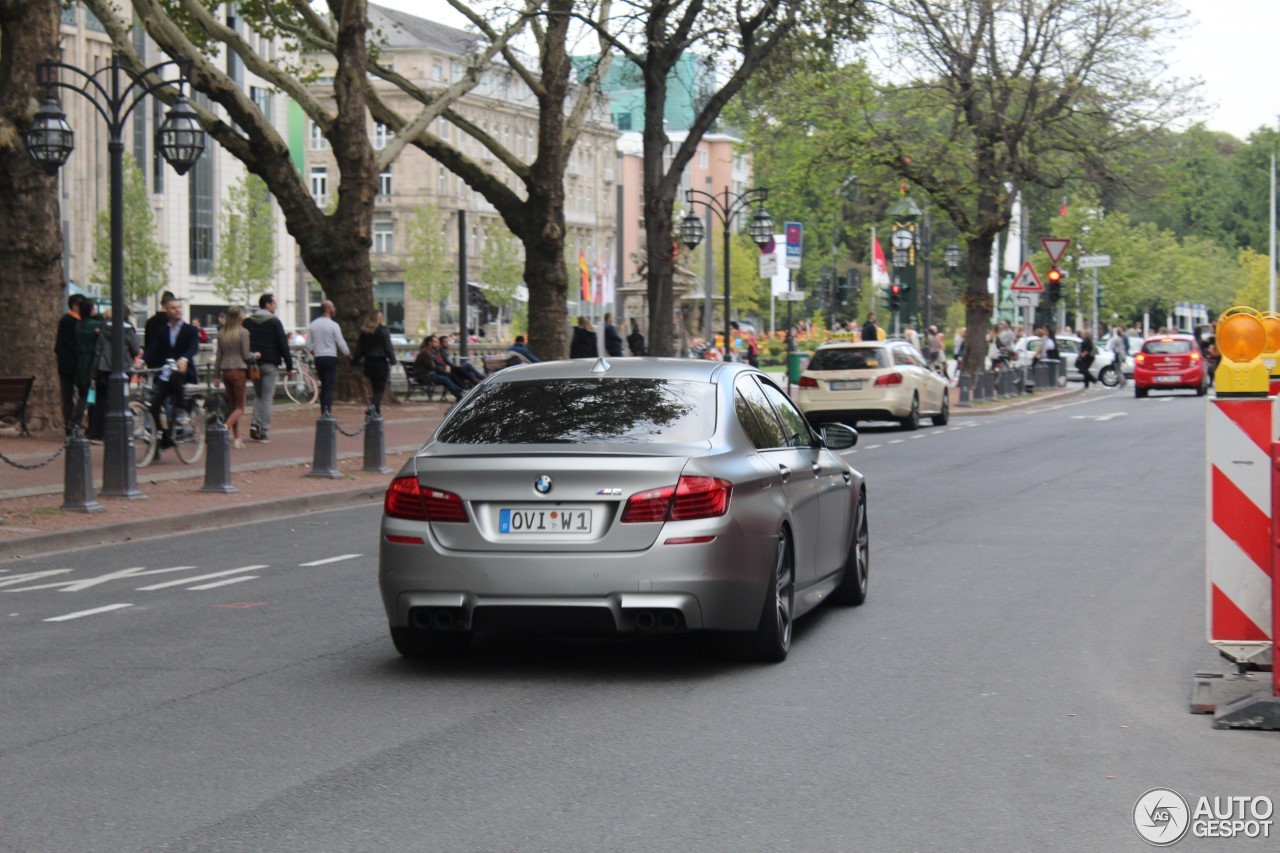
[[26, 55, 205, 498], [887, 191, 922, 331], [680, 187, 773, 359]]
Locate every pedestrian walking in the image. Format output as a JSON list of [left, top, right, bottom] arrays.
[[861, 313, 880, 344], [603, 312, 624, 357], [570, 316, 598, 359], [1108, 325, 1128, 388], [75, 300, 103, 432], [1078, 330, 1096, 389], [246, 293, 293, 443], [308, 299, 350, 417], [88, 308, 140, 442], [216, 306, 259, 448], [353, 310, 396, 414], [627, 319, 646, 356], [56, 294, 84, 434]]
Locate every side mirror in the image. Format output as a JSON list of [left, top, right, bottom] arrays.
[[821, 422, 858, 450]]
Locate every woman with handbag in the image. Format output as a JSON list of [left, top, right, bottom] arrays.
[[216, 306, 260, 449], [354, 310, 396, 414]]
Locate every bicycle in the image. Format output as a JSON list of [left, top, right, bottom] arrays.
[[282, 349, 319, 405], [129, 362, 207, 468]]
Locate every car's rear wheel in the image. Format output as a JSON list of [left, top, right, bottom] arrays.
[[1135, 386, 1148, 398], [1098, 365, 1119, 388], [832, 491, 868, 606], [931, 393, 949, 426], [748, 529, 794, 662], [1196, 381, 1208, 396], [391, 626, 472, 659], [900, 393, 920, 431]]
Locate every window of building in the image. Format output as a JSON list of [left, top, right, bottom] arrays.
[[310, 166, 328, 207], [61, 5, 77, 24], [310, 121, 326, 150], [438, 167, 446, 196], [615, 113, 632, 131], [698, 149, 708, 169], [379, 165, 393, 197], [85, 7, 105, 31], [451, 61, 464, 82], [251, 86, 271, 118], [188, 102, 215, 276], [151, 99, 164, 193], [432, 62, 443, 81], [374, 282, 405, 333], [373, 221, 394, 254], [374, 121, 389, 150]]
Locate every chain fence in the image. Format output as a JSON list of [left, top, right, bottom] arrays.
[[0, 435, 71, 471]]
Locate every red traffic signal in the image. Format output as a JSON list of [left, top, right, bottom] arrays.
[[1046, 268, 1063, 284]]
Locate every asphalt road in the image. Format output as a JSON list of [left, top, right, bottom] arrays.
[[1, 385, 1276, 851]]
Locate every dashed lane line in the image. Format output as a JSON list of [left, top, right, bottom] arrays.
[[188, 576, 258, 591], [298, 554, 363, 567], [136, 565, 267, 591], [44, 603, 133, 622]]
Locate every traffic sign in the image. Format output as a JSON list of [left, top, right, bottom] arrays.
[[784, 222, 803, 270], [1040, 237, 1071, 264], [1010, 260, 1044, 292], [1079, 254, 1112, 268], [760, 236, 776, 255], [759, 252, 778, 278], [777, 290, 805, 302], [1013, 291, 1040, 307]]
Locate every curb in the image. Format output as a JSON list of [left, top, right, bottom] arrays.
[[954, 386, 1084, 414], [0, 482, 386, 561]]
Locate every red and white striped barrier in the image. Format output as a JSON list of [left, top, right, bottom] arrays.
[[1206, 397, 1276, 665]]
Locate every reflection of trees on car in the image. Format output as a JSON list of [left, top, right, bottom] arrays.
[[437, 379, 712, 445]]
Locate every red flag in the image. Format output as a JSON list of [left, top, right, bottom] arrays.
[[1059, 198, 1069, 217], [871, 236, 890, 287]]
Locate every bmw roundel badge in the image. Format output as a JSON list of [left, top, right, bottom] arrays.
[[534, 475, 553, 494]]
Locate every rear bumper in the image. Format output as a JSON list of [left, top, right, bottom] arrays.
[[797, 387, 911, 422], [1135, 366, 1204, 389]]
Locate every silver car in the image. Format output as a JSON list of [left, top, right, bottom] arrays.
[[378, 358, 868, 662]]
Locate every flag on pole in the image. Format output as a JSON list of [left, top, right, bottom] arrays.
[[579, 250, 591, 303], [1002, 191, 1022, 274], [1059, 197, 1069, 217], [871, 232, 890, 287], [599, 253, 615, 307]]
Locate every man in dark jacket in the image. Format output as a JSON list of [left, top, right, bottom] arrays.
[[245, 293, 293, 442], [55, 294, 84, 434], [603, 312, 624, 357], [143, 290, 176, 353], [142, 297, 199, 454]]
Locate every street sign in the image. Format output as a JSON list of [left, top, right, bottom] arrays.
[[1010, 260, 1044, 292], [760, 236, 776, 255], [1079, 254, 1112, 268], [777, 290, 805, 302], [1040, 237, 1071, 264], [784, 221, 803, 270], [1013, 291, 1040, 307], [759, 252, 778, 278]]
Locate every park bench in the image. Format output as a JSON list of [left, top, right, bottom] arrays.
[[0, 375, 35, 435], [483, 353, 532, 375], [401, 362, 449, 402]]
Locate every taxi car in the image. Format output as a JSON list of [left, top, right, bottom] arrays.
[[1133, 333, 1207, 397], [793, 340, 949, 430]]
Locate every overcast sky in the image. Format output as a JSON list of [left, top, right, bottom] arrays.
[[374, 0, 1275, 140]]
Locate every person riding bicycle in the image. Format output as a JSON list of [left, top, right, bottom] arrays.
[[142, 297, 199, 456]]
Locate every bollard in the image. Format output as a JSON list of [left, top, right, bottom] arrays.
[[307, 412, 342, 479], [979, 371, 994, 401], [200, 416, 238, 494], [958, 372, 971, 406], [362, 407, 391, 474], [61, 427, 104, 513]]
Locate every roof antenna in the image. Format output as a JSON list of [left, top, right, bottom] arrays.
[[591, 357, 612, 374]]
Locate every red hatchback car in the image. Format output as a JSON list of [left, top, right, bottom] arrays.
[[1133, 334, 1208, 397]]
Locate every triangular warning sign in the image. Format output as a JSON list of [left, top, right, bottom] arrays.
[[1040, 237, 1071, 264], [1010, 260, 1044, 292]]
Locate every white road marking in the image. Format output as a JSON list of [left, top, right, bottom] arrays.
[[188, 576, 258, 591], [44, 603, 133, 622], [864, 444, 882, 450], [1069, 412, 1128, 422], [298, 554, 362, 567], [0, 570, 73, 589], [910, 435, 925, 439], [889, 439, 905, 444], [137, 565, 267, 591], [7, 566, 196, 593]]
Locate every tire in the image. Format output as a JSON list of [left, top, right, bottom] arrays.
[[931, 393, 949, 426], [899, 393, 920, 431], [832, 491, 869, 606], [1196, 382, 1208, 397], [748, 528, 794, 663], [1098, 365, 1119, 388], [390, 626, 472, 659], [284, 370, 318, 405], [130, 402, 156, 468], [173, 403, 206, 464], [1135, 386, 1148, 399]]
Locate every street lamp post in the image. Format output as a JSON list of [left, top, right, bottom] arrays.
[[26, 54, 205, 498], [680, 187, 773, 359], [831, 175, 858, 329], [887, 192, 922, 333]]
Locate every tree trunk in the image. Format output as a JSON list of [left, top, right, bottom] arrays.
[[641, 56, 676, 357], [960, 234, 996, 377], [0, 0, 64, 433]]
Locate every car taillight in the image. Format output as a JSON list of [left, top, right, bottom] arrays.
[[621, 476, 732, 523], [1135, 353, 1146, 365], [384, 477, 468, 522], [874, 373, 903, 386], [798, 376, 818, 388], [1191, 352, 1201, 362]]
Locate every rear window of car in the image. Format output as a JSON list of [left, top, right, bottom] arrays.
[[1143, 339, 1195, 355], [435, 378, 717, 444], [807, 348, 887, 370]]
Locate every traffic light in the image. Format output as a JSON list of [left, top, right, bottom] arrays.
[[889, 283, 902, 312], [1046, 267, 1063, 303], [847, 269, 862, 303], [1096, 283, 1106, 309]]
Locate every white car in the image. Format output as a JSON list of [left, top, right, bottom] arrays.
[[1013, 335, 1127, 387], [794, 340, 949, 430]]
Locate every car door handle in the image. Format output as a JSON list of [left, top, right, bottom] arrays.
[[778, 465, 791, 483], [842, 471, 852, 485], [811, 462, 822, 475]]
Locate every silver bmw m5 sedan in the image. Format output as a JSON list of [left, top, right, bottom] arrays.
[[378, 357, 868, 662]]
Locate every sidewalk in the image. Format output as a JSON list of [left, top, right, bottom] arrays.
[[0, 400, 450, 560]]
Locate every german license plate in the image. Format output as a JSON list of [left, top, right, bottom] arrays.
[[829, 380, 863, 391], [1155, 375, 1181, 383], [499, 508, 593, 533]]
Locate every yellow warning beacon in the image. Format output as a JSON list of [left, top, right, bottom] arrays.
[[1214, 306, 1269, 396], [1259, 311, 1280, 384]]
